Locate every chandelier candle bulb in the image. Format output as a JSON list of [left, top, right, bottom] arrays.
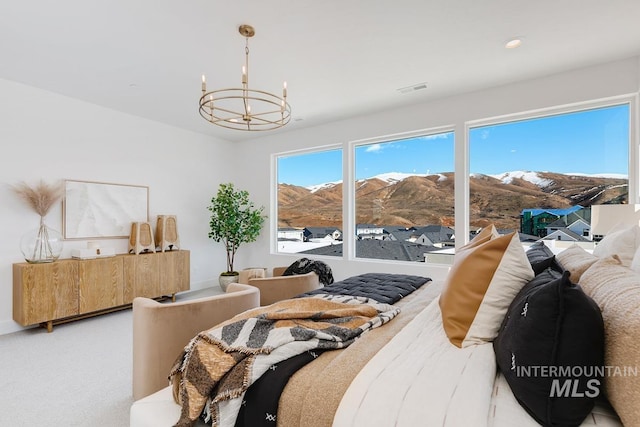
[[201, 75, 206, 92], [283, 81, 287, 98]]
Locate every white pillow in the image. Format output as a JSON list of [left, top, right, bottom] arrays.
[[555, 244, 598, 283], [592, 223, 640, 267]]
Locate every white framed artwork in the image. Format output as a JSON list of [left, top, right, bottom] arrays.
[[63, 180, 149, 239]]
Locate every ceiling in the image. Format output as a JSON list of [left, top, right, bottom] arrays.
[[2, 1, 640, 142]]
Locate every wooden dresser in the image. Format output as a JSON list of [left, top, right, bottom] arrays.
[[13, 250, 189, 332]]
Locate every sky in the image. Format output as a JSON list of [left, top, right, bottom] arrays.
[[277, 104, 629, 187]]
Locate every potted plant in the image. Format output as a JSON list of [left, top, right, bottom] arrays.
[[207, 182, 266, 291]]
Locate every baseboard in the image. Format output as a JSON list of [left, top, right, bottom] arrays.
[[190, 278, 219, 291], [0, 319, 29, 336]]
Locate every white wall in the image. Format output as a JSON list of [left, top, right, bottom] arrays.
[[232, 57, 640, 282], [0, 78, 235, 334]]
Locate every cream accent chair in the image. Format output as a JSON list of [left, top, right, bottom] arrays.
[[132, 283, 260, 400], [238, 266, 322, 306]]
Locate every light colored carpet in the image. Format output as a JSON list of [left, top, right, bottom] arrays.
[[0, 286, 224, 427], [0, 310, 133, 426]]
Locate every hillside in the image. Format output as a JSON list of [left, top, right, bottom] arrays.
[[278, 171, 628, 230]]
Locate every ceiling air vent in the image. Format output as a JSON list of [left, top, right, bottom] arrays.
[[397, 82, 428, 94]]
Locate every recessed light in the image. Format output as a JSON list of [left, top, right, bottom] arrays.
[[505, 38, 523, 49]]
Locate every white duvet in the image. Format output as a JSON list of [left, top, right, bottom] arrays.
[[334, 297, 496, 427], [334, 297, 622, 427]]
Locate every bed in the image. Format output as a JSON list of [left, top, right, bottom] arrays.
[[131, 232, 636, 427]]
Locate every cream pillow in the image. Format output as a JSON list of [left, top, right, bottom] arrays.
[[579, 256, 640, 427], [555, 244, 598, 284], [439, 225, 534, 348], [592, 223, 640, 267]]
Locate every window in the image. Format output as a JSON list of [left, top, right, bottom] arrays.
[[469, 103, 630, 242], [276, 148, 343, 257], [353, 131, 455, 263]]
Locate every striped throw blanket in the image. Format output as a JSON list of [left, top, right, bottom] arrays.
[[169, 295, 399, 427]]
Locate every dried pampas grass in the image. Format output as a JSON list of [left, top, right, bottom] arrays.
[[12, 180, 64, 217]]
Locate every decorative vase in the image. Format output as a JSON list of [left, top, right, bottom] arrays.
[[218, 272, 240, 292], [20, 219, 63, 263]]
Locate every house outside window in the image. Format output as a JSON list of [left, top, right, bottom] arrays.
[[469, 102, 630, 246]]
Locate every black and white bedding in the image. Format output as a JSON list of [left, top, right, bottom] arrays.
[[234, 349, 327, 427], [233, 272, 431, 427], [297, 272, 430, 304]]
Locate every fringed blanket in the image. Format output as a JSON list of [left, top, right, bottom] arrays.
[[282, 257, 334, 285], [169, 294, 399, 427]]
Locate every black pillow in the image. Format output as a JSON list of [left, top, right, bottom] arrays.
[[282, 257, 334, 286], [493, 268, 605, 426], [526, 241, 564, 275]]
